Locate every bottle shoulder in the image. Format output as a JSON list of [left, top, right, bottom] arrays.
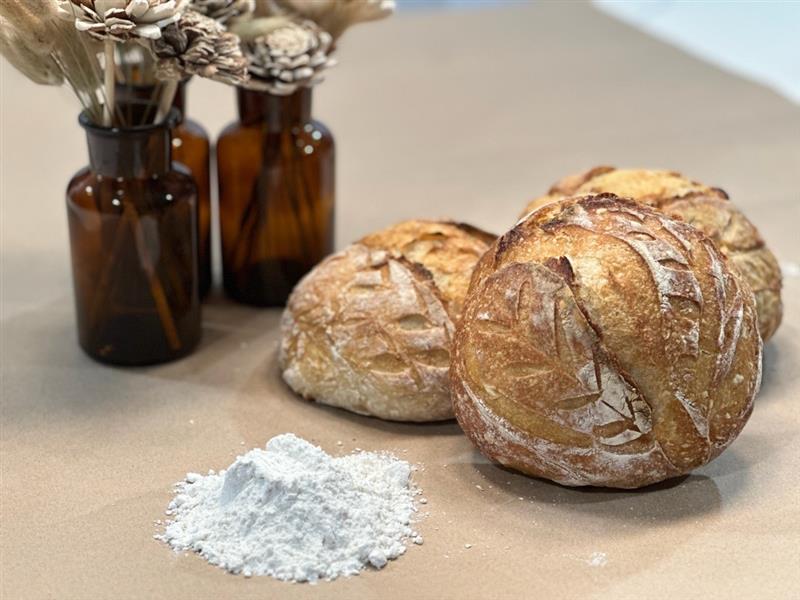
[[217, 118, 334, 160], [67, 166, 93, 191], [218, 120, 253, 141], [296, 120, 334, 154], [217, 122, 264, 159], [66, 167, 97, 208], [163, 165, 198, 197], [67, 167, 196, 212], [310, 119, 333, 139], [176, 118, 209, 141]]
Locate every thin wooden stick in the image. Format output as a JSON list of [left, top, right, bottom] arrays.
[[86, 181, 133, 338], [124, 202, 182, 351], [103, 41, 115, 126], [155, 79, 178, 123], [231, 174, 263, 274], [140, 81, 161, 126]]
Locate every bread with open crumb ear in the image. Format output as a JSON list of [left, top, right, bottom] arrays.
[[521, 167, 782, 341], [280, 220, 495, 422], [453, 194, 761, 488]]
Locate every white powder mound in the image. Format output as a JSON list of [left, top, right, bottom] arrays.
[[157, 434, 420, 583]]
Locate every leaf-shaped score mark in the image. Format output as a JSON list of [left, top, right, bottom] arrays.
[[557, 392, 602, 411], [553, 201, 712, 442], [469, 262, 598, 406], [465, 260, 652, 446], [561, 205, 704, 360], [504, 362, 554, 380], [330, 248, 454, 395], [395, 314, 430, 330]]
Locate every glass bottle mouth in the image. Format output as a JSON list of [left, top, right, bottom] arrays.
[[78, 105, 181, 134]]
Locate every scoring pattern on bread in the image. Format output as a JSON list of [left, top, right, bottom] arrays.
[[280, 220, 495, 422], [522, 168, 783, 341], [453, 194, 761, 488]]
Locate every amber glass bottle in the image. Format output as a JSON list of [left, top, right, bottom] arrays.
[[66, 107, 201, 365], [217, 87, 334, 306], [171, 81, 212, 297], [117, 80, 212, 297]]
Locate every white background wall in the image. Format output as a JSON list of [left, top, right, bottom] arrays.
[[400, 0, 800, 104]]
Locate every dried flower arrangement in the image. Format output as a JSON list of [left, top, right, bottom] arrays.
[[215, 1, 395, 307], [229, 0, 395, 95], [0, 0, 252, 127]]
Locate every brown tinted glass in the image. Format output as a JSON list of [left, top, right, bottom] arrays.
[[217, 88, 334, 306], [116, 80, 212, 297], [66, 107, 201, 365], [171, 82, 212, 297]]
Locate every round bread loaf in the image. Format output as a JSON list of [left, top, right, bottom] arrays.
[[453, 194, 761, 488], [522, 167, 782, 341], [280, 220, 495, 422]]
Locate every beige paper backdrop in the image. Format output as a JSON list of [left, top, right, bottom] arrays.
[[1, 3, 798, 599]]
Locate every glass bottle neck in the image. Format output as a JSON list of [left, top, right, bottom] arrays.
[[80, 109, 177, 178], [171, 81, 187, 122], [237, 87, 313, 128]]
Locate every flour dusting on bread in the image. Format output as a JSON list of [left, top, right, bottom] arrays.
[[452, 194, 761, 488], [281, 220, 494, 422]]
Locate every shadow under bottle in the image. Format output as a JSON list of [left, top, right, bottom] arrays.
[[66, 108, 201, 365], [217, 87, 335, 307]]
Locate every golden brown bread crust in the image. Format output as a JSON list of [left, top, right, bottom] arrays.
[[359, 220, 497, 317], [521, 167, 782, 341], [453, 194, 761, 488], [280, 220, 495, 422]]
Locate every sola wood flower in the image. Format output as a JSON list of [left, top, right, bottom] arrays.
[[243, 19, 335, 95], [152, 10, 249, 84], [189, 0, 254, 24], [56, 0, 188, 42]]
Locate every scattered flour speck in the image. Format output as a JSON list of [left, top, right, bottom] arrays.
[[156, 434, 422, 583], [587, 551, 608, 567]]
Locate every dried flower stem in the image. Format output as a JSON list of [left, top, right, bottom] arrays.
[[103, 41, 116, 126], [126, 200, 182, 351], [139, 82, 165, 126], [155, 79, 179, 123]]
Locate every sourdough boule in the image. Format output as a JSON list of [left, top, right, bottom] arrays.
[[522, 167, 782, 341], [280, 220, 495, 422], [454, 194, 761, 488]]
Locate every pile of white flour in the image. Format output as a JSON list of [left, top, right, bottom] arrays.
[[157, 434, 421, 582]]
